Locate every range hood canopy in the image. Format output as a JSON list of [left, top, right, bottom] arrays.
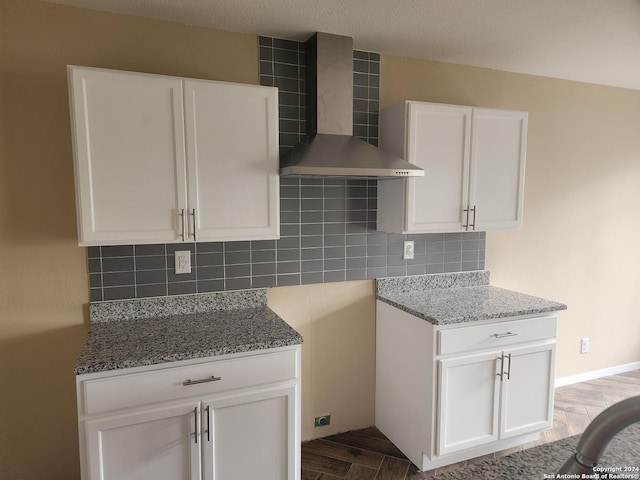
[[279, 32, 424, 178]]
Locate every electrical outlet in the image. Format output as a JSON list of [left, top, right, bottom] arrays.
[[403, 241, 415, 260], [581, 337, 590, 354], [314, 415, 331, 427], [175, 251, 191, 274]]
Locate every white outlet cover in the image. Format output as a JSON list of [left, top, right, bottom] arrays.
[[403, 241, 415, 260], [580, 337, 590, 354], [175, 251, 191, 274]]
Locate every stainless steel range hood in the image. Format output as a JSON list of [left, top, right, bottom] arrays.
[[279, 33, 424, 178]]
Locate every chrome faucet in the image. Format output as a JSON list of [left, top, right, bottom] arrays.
[[557, 395, 640, 475]]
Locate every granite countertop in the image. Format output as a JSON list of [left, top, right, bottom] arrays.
[[75, 289, 303, 375], [377, 271, 566, 326]]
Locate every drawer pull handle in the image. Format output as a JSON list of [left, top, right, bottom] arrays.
[[493, 332, 518, 339], [183, 376, 222, 386]]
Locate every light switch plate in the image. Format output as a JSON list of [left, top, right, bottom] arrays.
[[175, 251, 191, 274]]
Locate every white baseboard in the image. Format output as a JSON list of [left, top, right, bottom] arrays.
[[555, 361, 640, 388]]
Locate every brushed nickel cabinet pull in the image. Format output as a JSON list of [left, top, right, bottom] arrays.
[[493, 332, 518, 338], [190, 208, 197, 241], [179, 209, 186, 242], [194, 406, 198, 444], [463, 207, 470, 230], [206, 405, 211, 442], [469, 205, 477, 230], [506, 353, 512, 380], [497, 354, 505, 381], [182, 376, 222, 386]]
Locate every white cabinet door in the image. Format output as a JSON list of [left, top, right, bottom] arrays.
[[437, 351, 501, 455], [405, 103, 472, 232], [184, 80, 279, 242], [85, 402, 201, 480], [69, 66, 188, 246], [500, 343, 556, 439], [470, 108, 527, 230], [202, 385, 298, 480], [69, 66, 280, 246], [378, 101, 527, 233]]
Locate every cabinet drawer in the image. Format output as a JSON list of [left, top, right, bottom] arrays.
[[437, 316, 557, 356], [81, 349, 297, 415]]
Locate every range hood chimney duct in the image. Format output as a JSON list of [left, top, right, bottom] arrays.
[[279, 32, 424, 178]]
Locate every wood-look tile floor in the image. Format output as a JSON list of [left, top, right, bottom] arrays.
[[301, 369, 640, 479]]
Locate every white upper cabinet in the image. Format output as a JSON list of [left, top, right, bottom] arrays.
[[69, 67, 188, 245], [377, 101, 527, 233], [68, 66, 279, 246], [470, 108, 527, 230], [378, 102, 472, 233], [183, 80, 279, 242]]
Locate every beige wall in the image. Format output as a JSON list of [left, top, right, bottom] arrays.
[[0, 1, 257, 478], [2, 0, 640, 478], [268, 281, 376, 440], [381, 55, 640, 378]]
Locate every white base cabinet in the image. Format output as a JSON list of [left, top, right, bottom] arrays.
[[68, 66, 279, 246], [375, 301, 556, 471], [437, 342, 555, 456], [77, 347, 301, 480], [204, 385, 296, 479], [437, 351, 501, 455], [377, 101, 527, 234], [85, 402, 201, 480]]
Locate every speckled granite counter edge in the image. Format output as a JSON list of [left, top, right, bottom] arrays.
[[74, 337, 302, 375], [376, 270, 490, 297], [90, 289, 267, 323], [377, 294, 566, 325]]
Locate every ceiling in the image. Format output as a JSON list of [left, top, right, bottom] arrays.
[[44, 0, 640, 90]]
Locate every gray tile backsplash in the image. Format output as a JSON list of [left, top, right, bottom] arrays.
[[87, 188, 486, 301], [86, 37, 485, 302]]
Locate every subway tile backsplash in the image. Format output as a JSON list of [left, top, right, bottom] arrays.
[[87, 208, 486, 302], [86, 37, 485, 302]]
